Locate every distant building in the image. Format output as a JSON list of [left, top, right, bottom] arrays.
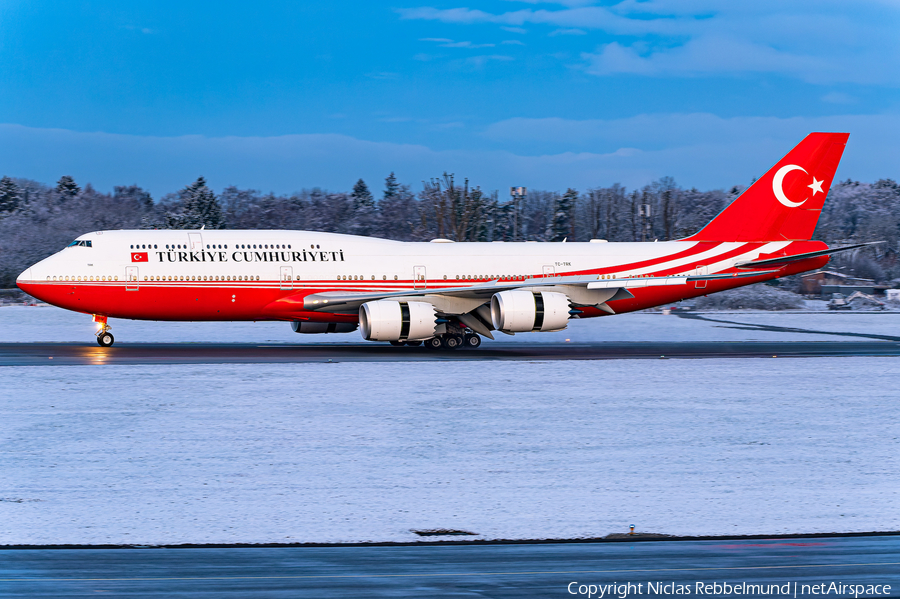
[[800, 270, 879, 296]]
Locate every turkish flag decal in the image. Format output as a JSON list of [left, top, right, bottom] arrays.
[[131, 252, 148, 262]]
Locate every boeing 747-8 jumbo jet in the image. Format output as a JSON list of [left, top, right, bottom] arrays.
[[17, 133, 870, 349]]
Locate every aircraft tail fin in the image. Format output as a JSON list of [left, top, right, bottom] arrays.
[[684, 132, 849, 242]]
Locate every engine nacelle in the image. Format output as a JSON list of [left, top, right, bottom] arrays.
[[359, 300, 437, 341], [490, 290, 570, 333], [291, 321, 358, 334]]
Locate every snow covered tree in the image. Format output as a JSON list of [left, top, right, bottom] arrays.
[[351, 178, 375, 210], [0, 176, 21, 214], [548, 188, 577, 241], [383, 172, 400, 201], [420, 174, 490, 242], [378, 181, 420, 240], [113, 185, 154, 212], [346, 179, 376, 236], [165, 177, 224, 229], [55, 175, 80, 200]]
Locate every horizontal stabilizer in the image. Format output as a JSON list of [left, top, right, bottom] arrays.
[[734, 242, 883, 269]]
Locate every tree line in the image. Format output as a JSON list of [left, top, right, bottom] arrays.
[[0, 172, 897, 288]]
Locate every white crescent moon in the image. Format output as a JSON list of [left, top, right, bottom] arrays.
[[772, 164, 808, 208]]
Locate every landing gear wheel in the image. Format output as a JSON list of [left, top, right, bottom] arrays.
[[97, 332, 115, 347], [442, 335, 462, 350], [406, 340, 423, 347], [390, 340, 406, 347], [464, 334, 482, 348], [425, 337, 443, 350]]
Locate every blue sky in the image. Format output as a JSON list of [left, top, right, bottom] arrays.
[[1, 0, 898, 196]]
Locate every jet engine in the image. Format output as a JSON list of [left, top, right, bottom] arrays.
[[359, 300, 438, 341], [490, 290, 570, 333], [291, 321, 358, 334]]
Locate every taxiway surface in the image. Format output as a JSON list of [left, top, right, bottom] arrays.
[[2, 339, 900, 366], [2, 535, 898, 597]]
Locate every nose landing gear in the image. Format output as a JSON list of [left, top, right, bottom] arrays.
[[97, 330, 115, 347], [93, 315, 114, 347]]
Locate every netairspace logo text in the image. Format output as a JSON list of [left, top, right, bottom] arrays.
[[567, 581, 892, 598]]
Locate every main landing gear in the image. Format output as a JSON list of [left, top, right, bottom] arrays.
[[389, 319, 483, 350], [424, 333, 481, 350], [94, 315, 114, 347]]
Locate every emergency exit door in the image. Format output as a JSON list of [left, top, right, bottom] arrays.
[[413, 265, 426, 289], [188, 233, 203, 251], [280, 266, 293, 290], [125, 266, 139, 291], [694, 265, 709, 289]]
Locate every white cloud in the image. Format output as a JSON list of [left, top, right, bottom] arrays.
[[420, 37, 495, 49], [549, 28, 587, 36], [821, 91, 857, 104], [482, 112, 900, 185], [399, 3, 900, 85], [501, 0, 597, 6], [365, 71, 400, 80], [582, 36, 825, 79], [462, 54, 515, 68], [397, 6, 693, 35], [1, 117, 896, 198]]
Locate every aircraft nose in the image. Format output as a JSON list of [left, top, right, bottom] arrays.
[[16, 268, 33, 288]]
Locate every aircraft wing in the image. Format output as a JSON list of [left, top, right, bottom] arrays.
[[294, 269, 779, 314]]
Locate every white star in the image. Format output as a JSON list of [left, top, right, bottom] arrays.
[[808, 177, 824, 195]]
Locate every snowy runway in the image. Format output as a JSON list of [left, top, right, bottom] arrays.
[[3, 356, 898, 544]]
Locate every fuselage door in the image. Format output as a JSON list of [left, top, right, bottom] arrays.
[[413, 265, 426, 290], [125, 266, 139, 291], [694, 265, 709, 289], [280, 266, 293, 290], [543, 264, 555, 278], [188, 233, 203, 251]]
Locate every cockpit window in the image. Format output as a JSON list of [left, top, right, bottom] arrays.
[[66, 240, 92, 248]]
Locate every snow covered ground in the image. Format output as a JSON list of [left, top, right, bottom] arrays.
[[1, 306, 899, 545], [2, 304, 900, 344]]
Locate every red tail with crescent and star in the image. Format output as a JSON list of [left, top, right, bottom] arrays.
[[685, 132, 849, 242]]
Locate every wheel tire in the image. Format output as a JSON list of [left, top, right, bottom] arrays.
[[389, 340, 406, 347], [465, 334, 482, 348], [425, 337, 443, 350], [97, 332, 114, 347], [442, 335, 461, 350], [406, 340, 423, 347]]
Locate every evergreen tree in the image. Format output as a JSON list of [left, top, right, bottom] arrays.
[[114, 185, 154, 212], [0, 176, 21, 214], [167, 177, 223, 229], [351, 178, 374, 210], [55, 175, 80, 200], [383, 172, 400, 201], [548, 188, 578, 241]]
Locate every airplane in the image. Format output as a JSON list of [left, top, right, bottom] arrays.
[[16, 132, 873, 349]]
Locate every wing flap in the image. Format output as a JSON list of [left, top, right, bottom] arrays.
[[587, 270, 778, 290]]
